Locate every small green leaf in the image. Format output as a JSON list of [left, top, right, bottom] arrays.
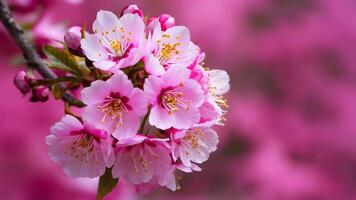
[[97, 168, 118, 200], [51, 84, 65, 99], [43, 45, 83, 77]]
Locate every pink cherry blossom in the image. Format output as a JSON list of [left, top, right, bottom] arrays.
[[144, 23, 201, 76], [171, 127, 218, 168], [45, 115, 114, 178], [111, 136, 173, 186], [81, 71, 148, 140], [81, 10, 145, 72], [144, 67, 204, 129]]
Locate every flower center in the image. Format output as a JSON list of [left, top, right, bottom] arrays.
[[64, 133, 96, 163], [130, 144, 159, 173], [160, 84, 191, 115], [158, 42, 180, 63], [98, 92, 132, 127], [183, 129, 204, 149], [110, 40, 121, 54]]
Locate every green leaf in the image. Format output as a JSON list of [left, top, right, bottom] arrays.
[[97, 168, 119, 200], [51, 84, 65, 99], [43, 45, 83, 77]]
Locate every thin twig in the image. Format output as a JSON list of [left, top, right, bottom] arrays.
[[0, 0, 85, 107]]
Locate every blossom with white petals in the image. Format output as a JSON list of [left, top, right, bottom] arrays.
[[81, 10, 145, 72], [171, 127, 219, 168]]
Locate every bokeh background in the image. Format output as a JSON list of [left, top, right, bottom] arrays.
[[1, 0, 356, 199]]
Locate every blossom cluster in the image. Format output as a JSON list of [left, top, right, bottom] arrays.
[[43, 5, 230, 192]]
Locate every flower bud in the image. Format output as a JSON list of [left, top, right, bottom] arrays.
[[64, 26, 82, 52], [121, 4, 143, 18], [147, 14, 175, 32], [158, 14, 175, 31], [30, 86, 50, 102], [13, 71, 31, 95]]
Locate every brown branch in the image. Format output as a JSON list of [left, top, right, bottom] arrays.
[[0, 0, 85, 107]]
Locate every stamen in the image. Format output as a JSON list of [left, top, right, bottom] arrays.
[[64, 133, 97, 163], [160, 85, 192, 115], [110, 40, 121, 54], [97, 93, 131, 127]]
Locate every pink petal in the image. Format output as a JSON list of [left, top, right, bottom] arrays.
[[106, 71, 133, 97], [162, 66, 190, 87], [128, 88, 148, 116], [111, 112, 139, 140], [118, 13, 145, 44], [50, 115, 83, 137], [144, 54, 165, 76], [144, 75, 162, 104], [149, 106, 174, 130], [80, 34, 107, 61], [172, 106, 200, 129], [81, 80, 111, 105]]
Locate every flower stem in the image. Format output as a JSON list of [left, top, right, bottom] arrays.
[[35, 76, 82, 86], [0, 0, 84, 107]]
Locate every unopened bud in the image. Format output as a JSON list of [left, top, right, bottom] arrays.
[[147, 14, 175, 32], [158, 14, 175, 31], [121, 4, 143, 18], [64, 26, 82, 52], [13, 71, 31, 95], [30, 86, 50, 102]]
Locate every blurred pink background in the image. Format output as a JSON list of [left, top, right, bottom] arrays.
[[1, 0, 356, 199]]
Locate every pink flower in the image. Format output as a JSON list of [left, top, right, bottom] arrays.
[[171, 127, 218, 168], [144, 23, 200, 76], [81, 71, 148, 140], [45, 115, 115, 178], [144, 67, 204, 129], [121, 4, 143, 19], [81, 10, 145, 72], [111, 135, 172, 185]]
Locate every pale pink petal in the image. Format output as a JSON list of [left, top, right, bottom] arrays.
[[162, 26, 190, 49], [176, 79, 204, 107], [149, 106, 174, 130], [80, 34, 107, 61], [208, 69, 230, 95], [82, 105, 115, 133], [81, 80, 111, 105], [93, 60, 116, 71], [112, 112, 139, 140], [118, 13, 145, 44], [50, 115, 83, 137], [106, 71, 133, 97], [144, 54, 165, 76], [117, 135, 146, 147], [143, 75, 162, 104], [172, 106, 200, 129], [92, 10, 120, 41], [128, 88, 148, 116], [162, 66, 190, 87]]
